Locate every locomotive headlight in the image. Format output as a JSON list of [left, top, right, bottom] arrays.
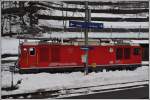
[[109, 47, 113, 53], [23, 48, 27, 51], [109, 61, 113, 64]]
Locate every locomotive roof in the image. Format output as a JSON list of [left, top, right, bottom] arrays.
[[21, 41, 140, 46]]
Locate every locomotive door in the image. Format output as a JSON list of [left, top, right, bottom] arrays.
[[116, 48, 123, 64], [21, 47, 28, 66], [28, 47, 37, 67]]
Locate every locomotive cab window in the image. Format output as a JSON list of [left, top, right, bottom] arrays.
[[133, 48, 140, 55], [29, 47, 35, 56]]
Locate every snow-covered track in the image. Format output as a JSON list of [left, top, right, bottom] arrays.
[[2, 80, 148, 99], [142, 63, 149, 66], [1, 60, 17, 64]]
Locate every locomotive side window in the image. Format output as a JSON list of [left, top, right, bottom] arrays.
[[124, 48, 131, 59], [116, 48, 123, 60], [29, 48, 35, 55], [133, 48, 140, 55]]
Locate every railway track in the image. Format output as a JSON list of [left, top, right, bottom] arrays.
[[2, 80, 148, 99]]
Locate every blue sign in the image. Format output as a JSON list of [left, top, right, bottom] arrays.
[[69, 21, 103, 29], [69, 21, 85, 28], [87, 22, 103, 29], [80, 47, 89, 50], [80, 46, 94, 50]]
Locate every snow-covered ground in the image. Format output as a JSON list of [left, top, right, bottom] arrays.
[[2, 57, 18, 61], [1, 37, 20, 54], [37, 4, 148, 30], [1, 65, 149, 96], [42, 32, 148, 39], [38, 9, 148, 18]]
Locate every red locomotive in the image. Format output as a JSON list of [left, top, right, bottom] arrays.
[[17, 39, 142, 73]]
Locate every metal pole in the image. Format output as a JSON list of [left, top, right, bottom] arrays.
[[9, 15, 12, 37], [11, 66, 14, 88], [110, 25, 112, 38], [88, 9, 91, 33], [138, 25, 141, 38], [84, 1, 89, 75]]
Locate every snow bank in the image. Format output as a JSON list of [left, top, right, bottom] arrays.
[[2, 65, 148, 95], [38, 9, 148, 18], [2, 57, 18, 61], [131, 40, 149, 44], [1, 37, 20, 54]]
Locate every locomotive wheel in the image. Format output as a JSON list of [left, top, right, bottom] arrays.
[[118, 67, 121, 71], [99, 69, 103, 72], [130, 67, 137, 71], [106, 69, 109, 72]]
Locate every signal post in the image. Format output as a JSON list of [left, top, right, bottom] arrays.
[[69, 2, 103, 75], [84, 1, 89, 75]]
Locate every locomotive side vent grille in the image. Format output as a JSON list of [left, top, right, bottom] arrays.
[[51, 47, 60, 62], [39, 47, 49, 62]]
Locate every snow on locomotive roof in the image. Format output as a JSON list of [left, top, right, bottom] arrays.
[[22, 42, 61, 45], [131, 40, 149, 44], [22, 42, 39, 45], [21, 41, 140, 46]]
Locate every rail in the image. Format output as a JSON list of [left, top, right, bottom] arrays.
[[2, 80, 148, 99]]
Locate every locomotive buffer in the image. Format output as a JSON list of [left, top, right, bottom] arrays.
[[69, 1, 104, 75]]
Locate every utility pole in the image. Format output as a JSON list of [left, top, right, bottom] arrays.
[[84, 1, 90, 75], [11, 68, 14, 88], [9, 15, 12, 37], [10, 66, 14, 89]]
